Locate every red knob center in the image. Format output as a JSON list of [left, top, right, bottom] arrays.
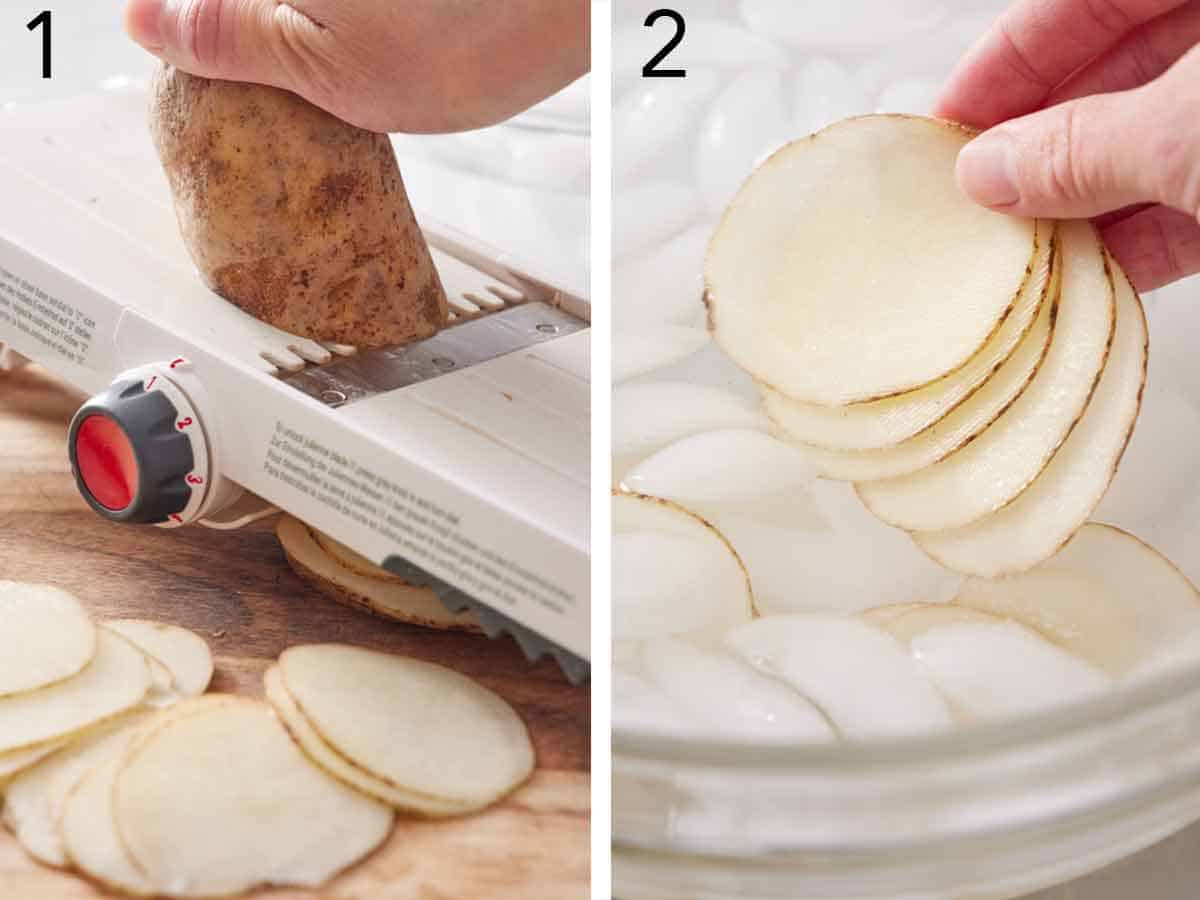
[[74, 414, 139, 511]]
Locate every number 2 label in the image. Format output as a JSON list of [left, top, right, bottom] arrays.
[[643, 9, 686, 78]]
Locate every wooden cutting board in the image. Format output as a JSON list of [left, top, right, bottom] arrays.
[[0, 363, 590, 899]]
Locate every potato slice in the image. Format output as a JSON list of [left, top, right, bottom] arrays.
[[104, 619, 213, 699], [954, 524, 1200, 676], [764, 220, 1056, 450], [0, 739, 66, 781], [276, 515, 480, 632], [279, 644, 535, 810], [795, 258, 1059, 482], [704, 115, 1037, 405], [0, 629, 149, 754], [859, 219, 1115, 531], [0, 582, 95, 697], [862, 602, 1004, 647], [60, 753, 155, 896], [114, 696, 392, 896], [918, 256, 1147, 575], [263, 665, 470, 816], [3, 711, 150, 867], [613, 491, 754, 639], [314, 531, 408, 584]]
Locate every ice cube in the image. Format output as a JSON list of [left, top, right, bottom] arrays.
[[613, 528, 750, 642], [876, 77, 941, 115], [794, 57, 870, 137], [726, 615, 953, 739], [612, 223, 713, 330], [614, 180, 703, 260], [621, 429, 816, 505], [614, 72, 721, 183], [740, 0, 948, 50], [694, 68, 790, 216], [612, 382, 768, 480], [612, 326, 709, 384], [911, 622, 1111, 720], [641, 636, 835, 742], [613, 668, 701, 736]]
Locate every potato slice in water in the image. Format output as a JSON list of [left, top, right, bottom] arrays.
[[796, 256, 1059, 482], [861, 602, 1004, 647], [859, 220, 1115, 532], [3, 711, 150, 867], [103, 620, 213, 699], [0, 582, 95, 697], [764, 220, 1055, 450], [263, 665, 470, 816], [277, 515, 480, 632], [705, 114, 1037, 405], [114, 697, 392, 896], [0, 629, 149, 754], [613, 491, 754, 639], [725, 615, 953, 739], [279, 645, 534, 811], [919, 257, 1147, 575], [954, 524, 1200, 676]]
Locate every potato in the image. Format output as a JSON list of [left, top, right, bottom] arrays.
[[150, 65, 448, 349]]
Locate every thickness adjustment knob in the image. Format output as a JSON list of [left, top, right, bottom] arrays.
[[68, 368, 207, 525]]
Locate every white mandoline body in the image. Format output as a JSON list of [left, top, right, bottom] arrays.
[[0, 87, 589, 661]]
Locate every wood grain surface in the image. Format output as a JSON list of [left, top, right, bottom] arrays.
[[0, 363, 590, 899]]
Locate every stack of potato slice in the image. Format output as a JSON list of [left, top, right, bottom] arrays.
[[276, 515, 480, 632], [705, 114, 1148, 577], [0, 583, 535, 896]]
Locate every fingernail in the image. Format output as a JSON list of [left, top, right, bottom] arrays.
[[957, 130, 1020, 208], [125, 0, 165, 52]]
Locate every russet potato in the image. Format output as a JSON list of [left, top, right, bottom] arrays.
[[150, 65, 448, 349]]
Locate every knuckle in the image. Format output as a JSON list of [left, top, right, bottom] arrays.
[[178, 0, 228, 68], [1037, 103, 1096, 204]]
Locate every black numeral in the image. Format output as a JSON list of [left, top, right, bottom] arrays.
[[27, 10, 51, 79], [642, 9, 685, 78]]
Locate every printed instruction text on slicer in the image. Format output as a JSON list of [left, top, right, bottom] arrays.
[[0, 120, 589, 675]]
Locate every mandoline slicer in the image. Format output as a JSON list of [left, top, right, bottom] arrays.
[[0, 86, 590, 681]]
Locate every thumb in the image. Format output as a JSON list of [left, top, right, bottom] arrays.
[[953, 85, 1181, 221], [124, 0, 332, 97]]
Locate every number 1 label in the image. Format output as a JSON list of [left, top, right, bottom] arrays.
[[26, 10, 51, 79]]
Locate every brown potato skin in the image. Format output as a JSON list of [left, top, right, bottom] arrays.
[[150, 65, 448, 349]]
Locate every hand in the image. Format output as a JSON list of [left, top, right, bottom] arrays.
[[935, 0, 1200, 291], [123, 0, 589, 134]]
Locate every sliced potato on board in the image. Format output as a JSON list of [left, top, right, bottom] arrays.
[[858, 219, 1115, 532], [314, 531, 408, 584], [276, 515, 480, 632], [104, 619, 214, 699], [763, 220, 1056, 450], [60, 752, 155, 896], [955, 524, 1200, 676], [0, 582, 95, 697], [613, 491, 754, 639], [279, 644, 535, 811], [0, 628, 149, 754], [114, 696, 393, 896], [918, 256, 1147, 575], [795, 259, 1059, 482], [264, 665, 471, 816], [3, 710, 150, 867], [705, 114, 1037, 405]]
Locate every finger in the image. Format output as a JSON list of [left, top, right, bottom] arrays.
[[1102, 204, 1200, 290], [934, 0, 1185, 128], [124, 0, 340, 106], [1049, 0, 1200, 103], [955, 45, 1200, 221]]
